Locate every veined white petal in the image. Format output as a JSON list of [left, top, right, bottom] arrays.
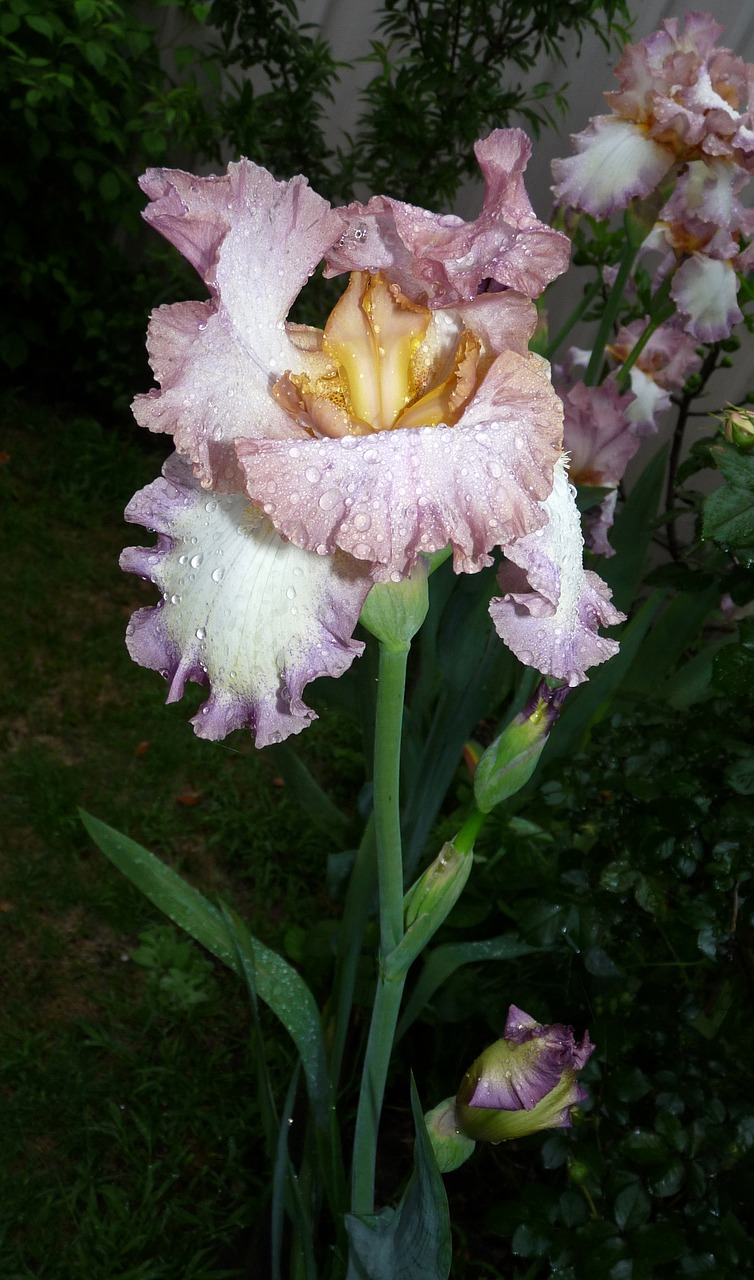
[[121, 455, 368, 746], [671, 254, 742, 342], [552, 116, 673, 218]]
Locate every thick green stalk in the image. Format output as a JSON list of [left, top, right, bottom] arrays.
[[330, 815, 377, 1092], [584, 243, 638, 386], [350, 641, 410, 1216]]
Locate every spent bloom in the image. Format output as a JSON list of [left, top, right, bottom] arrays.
[[455, 1004, 593, 1142], [123, 131, 623, 747]]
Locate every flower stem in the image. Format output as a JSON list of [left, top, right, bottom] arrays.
[[350, 641, 410, 1217], [330, 815, 376, 1094], [544, 275, 603, 362], [614, 277, 674, 393], [584, 244, 638, 386]]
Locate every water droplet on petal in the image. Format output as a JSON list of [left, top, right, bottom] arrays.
[[211, 567, 225, 583], [318, 488, 340, 511], [196, 627, 206, 641]]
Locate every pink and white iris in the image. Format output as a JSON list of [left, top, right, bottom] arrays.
[[552, 13, 754, 342], [123, 131, 623, 747], [552, 12, 754, 218]]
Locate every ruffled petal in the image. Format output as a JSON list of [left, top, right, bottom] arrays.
[[552, 116, 674, 217], [326, 129, 569, 303], [671, 253, 742, 341], [121, 454, 369, 746], [490, 456, 624, 683], [133, 160, 343, 489], [237, 349, 563, 580]]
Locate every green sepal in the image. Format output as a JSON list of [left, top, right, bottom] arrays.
[[423, 1097, 476, 1173]]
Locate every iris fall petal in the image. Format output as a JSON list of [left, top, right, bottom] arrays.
[[121, 454, 369, 746]]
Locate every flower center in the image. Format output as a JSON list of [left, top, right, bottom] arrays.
[[273, 271, 481, 438]]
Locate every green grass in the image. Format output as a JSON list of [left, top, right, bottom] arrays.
[[0, 396, 362, 1277]]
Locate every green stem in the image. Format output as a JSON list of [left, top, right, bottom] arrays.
[[584, 243, 638, 386], [544, 275, 603, 362], [373, 645, 410, 957], [350, 642, 410, 1217], [614, 279, 674, 393], [330, 815, 376, 1092], [455, 806, 485, 854]]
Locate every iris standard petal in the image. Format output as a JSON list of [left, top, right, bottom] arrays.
[[326, 129, 569, 303], [133, 160, 343, 490], [121, 454, 369, 746]]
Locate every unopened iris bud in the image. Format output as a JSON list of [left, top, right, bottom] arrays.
[[719, 405, 754, 449], [473, 682, 568, 813], [455, 1004, 593, 1143], [384, 842, 474, 979], [403, 841, 472, 931]]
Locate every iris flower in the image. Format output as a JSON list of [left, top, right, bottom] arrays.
[[552, 12, 754, 219], [123, 130, 623, 747], [552, 13, 754, 343]]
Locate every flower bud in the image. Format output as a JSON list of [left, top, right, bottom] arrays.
[[455, 1004, 593, 1143], [385, 841, 473, 978], [423, 1097, 476, 1172], [359, 560, 429, 650], [473, 683, 568, 813], [719, 405, 754, 450], [403, 841, 472, 931]]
